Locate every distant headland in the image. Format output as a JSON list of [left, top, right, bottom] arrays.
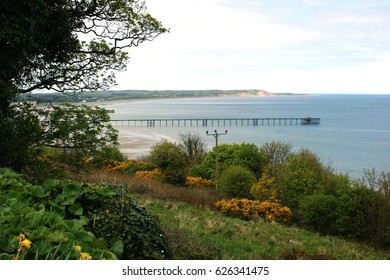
[[18, 89, 306, 104]]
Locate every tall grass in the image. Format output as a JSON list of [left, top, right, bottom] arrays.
[[72, 171, 221, 209]]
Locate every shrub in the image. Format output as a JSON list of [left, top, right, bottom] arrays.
[[148, 141, 188, 185], [82, 183, 170, 260], [188, 163, 210, 180], [299, 193, 339, 235], [102, 160, 148, 174], [135, 169, 162, 179], [219, 165, 256, 198], [215, 198, 292, 222], [250, 167, 277, 202], [335, 183, 376, 242], [92, 146, 127, 166]]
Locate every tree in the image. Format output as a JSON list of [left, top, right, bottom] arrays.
[[299, 193, 339, 235], [201, 143, 261, 179], [178, 131, 207, 165], [0, 0, 167, 169], [41, 104, 118, 156], [7, 103, 119, 175], [275, 149, 330, 215], [148, 141, 188, 185], [259, 141, 293, 177]]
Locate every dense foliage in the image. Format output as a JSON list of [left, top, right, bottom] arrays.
[[3, 103, 120, 180], [148, 141, 188, 185], [0, 168, 169, 260], [218, 165, 256, 198], [201, 143, 262, 179], [82, 183, 169, 259]]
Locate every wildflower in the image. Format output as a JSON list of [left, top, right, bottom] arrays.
[[80, 252, 92, 260], [19, 239, 32, 252], [74, 245, 82, 252], [17, 233, 32, 253]]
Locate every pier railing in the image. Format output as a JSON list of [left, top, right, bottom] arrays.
[[110, 117, 320, 127]]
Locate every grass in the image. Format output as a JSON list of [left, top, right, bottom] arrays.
[[74, 171, 390, 260], [143, 199, 389, 260]]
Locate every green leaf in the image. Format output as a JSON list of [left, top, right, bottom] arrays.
[[68, 203, 83, 216], [21, 209, 46, 228], [42, 179, 61, 190], [47, 231, 69, 243], [54, 182, 84, 206], [31, 184, 51, 198], [109, 238, 123, 257]]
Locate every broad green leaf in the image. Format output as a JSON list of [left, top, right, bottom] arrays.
[[109, 237, 123, 257], [68, 203, 83, 216]]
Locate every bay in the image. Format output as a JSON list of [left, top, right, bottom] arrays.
[[104, 94, 390, 179]]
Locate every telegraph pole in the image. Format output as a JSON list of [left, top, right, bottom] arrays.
[[206, 129, 227, 190]]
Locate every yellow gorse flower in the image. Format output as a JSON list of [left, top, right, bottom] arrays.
[[17, 233, 32, 253], [135, 169, 161, 178], [80, 252, 92, 260], [186, 176, 213, 188], [102, 160, 147, 173], [19, 239, 32, 251]]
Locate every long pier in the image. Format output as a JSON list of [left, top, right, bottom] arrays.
[[111, 117, 320, 127]]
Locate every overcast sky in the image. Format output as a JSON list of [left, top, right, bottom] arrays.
[[115, 0, 390, 94]]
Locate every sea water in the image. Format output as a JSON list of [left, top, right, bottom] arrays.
[[104, 94, 390, 179]]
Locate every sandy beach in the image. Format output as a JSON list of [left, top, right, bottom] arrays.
[[116, 128, 176, 159]]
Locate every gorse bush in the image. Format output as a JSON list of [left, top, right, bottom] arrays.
[[0, 168, 169, 260], [102, 160, 148, 174], [215, 198, 292, 223], [250, 167, 277, 202], [186, 176, 213, 188], [135, 169, 162, 179]]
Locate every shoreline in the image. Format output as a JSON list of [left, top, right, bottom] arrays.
[[116, 128, 177, 159]]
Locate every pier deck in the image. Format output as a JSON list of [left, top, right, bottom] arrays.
[[111, 117, 320, 127]]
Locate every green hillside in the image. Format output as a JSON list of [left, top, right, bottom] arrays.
[[78, 172, 390, 260]]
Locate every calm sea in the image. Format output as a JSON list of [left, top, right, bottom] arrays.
[[105, 94, 390, 179]]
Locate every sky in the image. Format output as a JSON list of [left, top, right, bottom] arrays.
[[115, 0, 390, 94]]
